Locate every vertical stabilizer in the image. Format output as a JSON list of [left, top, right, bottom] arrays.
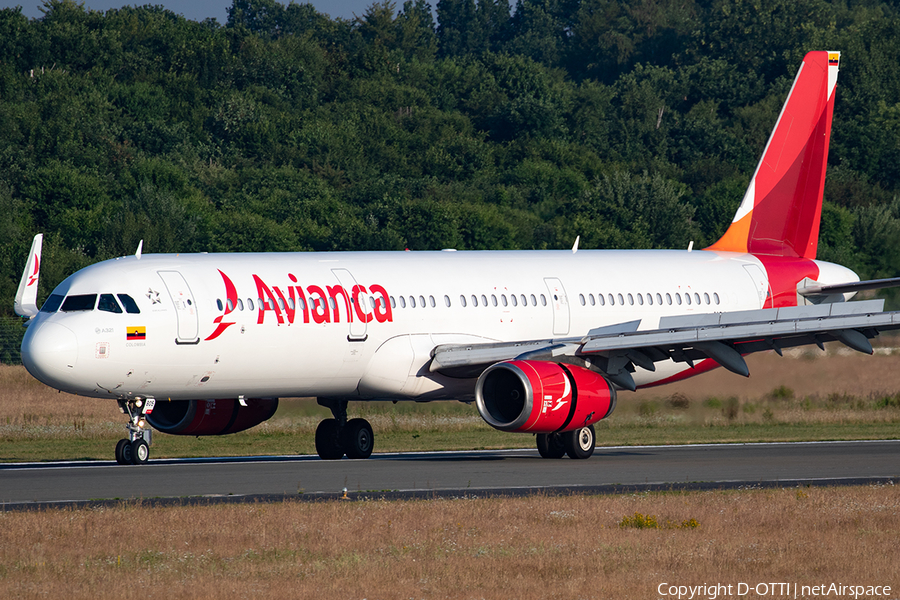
[[15, 234, 43, 318], [707, 51, 840, 258]]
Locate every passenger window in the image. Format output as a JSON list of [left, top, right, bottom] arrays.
[[579, 294, 585, 306], [676, 293, 683, 305], [530, 294, 537, 306], [589, 294, 595, 306], [598, 294, 605, 306], [714, 292, 721, 305], [115, 294, 140, 314], [501, 294, 508, 307], [695, 293, 701, 305], [704, 292, 710, 304], [520, 294, 527, 306], [666, 293, 672, 305], [540, 294, 547, 306], [239, 299, 246, 311], [390, 296, 396, 309], [278, 298, 286, 310], [637, 293, 644, 306], [685, 293, 692, 305], [472, 295, 478, 307], [617, 293, 624, 305], [656, 293, 663, 305], [481, 294, 488, 307], [419, 295, 426, 308], [98, 294, 123, 314], [460, 295, 467, 307], [444, 295, 451, 307], [61, 294, 97, 312], [400, 296, 407, 308], [409, 296, 416, 308], [41, 294, 65, 313], [216, 299, 223, 311], [511, 294, 518, 307], [646, 293, 652, 306], [491, 294, 498, 307]]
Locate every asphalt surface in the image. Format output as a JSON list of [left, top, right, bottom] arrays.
[[2, 440, 899, 508]]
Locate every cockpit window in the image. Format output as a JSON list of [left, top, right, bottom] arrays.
[[60, 294, 97, 312], [98, 294, 123, 314], [117, 294, 141, 314], [40, 294, 65, 313]]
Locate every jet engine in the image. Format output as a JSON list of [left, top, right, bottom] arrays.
[[475, 360, 616, 433], [145, 398, 279, 436]]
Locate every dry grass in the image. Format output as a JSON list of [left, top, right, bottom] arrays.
[[0, 485, 897, 599]]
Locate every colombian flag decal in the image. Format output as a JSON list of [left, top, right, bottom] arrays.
[[127, 326, 146, 341], [828, 53, 840, 66]]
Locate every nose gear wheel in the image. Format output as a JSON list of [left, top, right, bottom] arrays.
[[115, 398, 154, 465]]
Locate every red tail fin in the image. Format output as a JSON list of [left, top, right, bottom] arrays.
[[707, 51, 840, 259]]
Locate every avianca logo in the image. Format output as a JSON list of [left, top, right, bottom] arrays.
[[26, 254, 39, 287], [205, 270, 393, 341]]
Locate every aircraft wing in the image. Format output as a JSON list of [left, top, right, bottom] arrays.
[[430, 299, 900, 390]]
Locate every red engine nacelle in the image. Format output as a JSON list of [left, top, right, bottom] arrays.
[[475, 361, 616, 433], [146, 398, 279, 436]]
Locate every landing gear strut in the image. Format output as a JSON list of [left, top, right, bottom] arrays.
[[115, 397, 154, 465], [315, 398, 374, 460]]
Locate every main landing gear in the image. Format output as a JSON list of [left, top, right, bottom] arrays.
[[315, 398, 374, 460], [114, 397, 155, 465], [536, 424, 596, 459]]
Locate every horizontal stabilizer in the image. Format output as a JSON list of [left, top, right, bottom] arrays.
[[798, 276, 900, 297]]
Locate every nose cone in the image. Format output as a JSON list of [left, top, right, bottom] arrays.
[[22, 321, 79, 389]]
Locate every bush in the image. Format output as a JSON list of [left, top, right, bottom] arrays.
[[666, 393, 690, 409], [619, 513, 699, 529]]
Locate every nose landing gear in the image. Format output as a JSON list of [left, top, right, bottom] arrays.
[[114, 397, 155, 465]]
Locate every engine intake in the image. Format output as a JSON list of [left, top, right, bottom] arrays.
[[475, 361, 616, 433], [146, 398, 278, 436]]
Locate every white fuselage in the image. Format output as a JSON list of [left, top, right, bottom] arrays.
[[20, 249, 855, 403]]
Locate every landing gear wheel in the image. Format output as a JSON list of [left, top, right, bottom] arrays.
[[563, 425, 596, 459], [343, 418, 374, 459], [119, 438, 134, 464], [315, 418, 345, 460], [536, 433, 566, 458], [131, 439, 150, 464], [115, 439, 131, 465]]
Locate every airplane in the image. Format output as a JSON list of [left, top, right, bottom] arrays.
[[14, 51, 900, 464]]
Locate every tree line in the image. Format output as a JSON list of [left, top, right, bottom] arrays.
[[2, 0, 900, 362]]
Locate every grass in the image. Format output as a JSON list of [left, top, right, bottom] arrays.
[[0, 485, 897, 598], [2, 348, 898, 598], [1, 346, 899, 462]]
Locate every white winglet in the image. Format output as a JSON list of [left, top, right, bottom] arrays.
[[572, 236, 580, 254], [136, 240, 143, 260], [14, 234, 43, 318]]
